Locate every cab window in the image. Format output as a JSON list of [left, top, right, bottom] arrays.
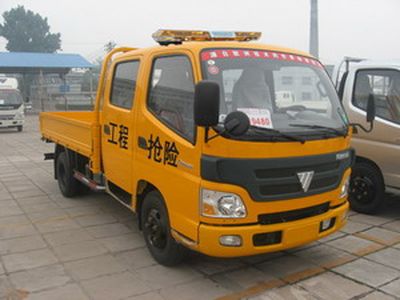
[[148, 56, 195, 142], [353, 69, 400, 124], [110, 60, 140, 109]]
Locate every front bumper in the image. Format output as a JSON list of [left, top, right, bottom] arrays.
[[195, 201, 348, 257], [0, 119, 24, 128]]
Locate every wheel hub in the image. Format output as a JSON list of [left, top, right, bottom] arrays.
[[350, 176, 375, 204], [145, 208, 167, 249]]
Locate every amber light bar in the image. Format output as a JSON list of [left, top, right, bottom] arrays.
[[152, 29, 261, 45]]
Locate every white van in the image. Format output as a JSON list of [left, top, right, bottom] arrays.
[[0, 77, 25, 132]]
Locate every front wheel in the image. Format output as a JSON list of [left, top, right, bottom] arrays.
[[141, 191, 187, 266], [17, 126, 23, 132], [349, 161, 384, 214]]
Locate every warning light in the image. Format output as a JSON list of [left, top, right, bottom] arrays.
[[152, 29, 261, 45]]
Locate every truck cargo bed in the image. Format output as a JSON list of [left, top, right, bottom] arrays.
[[40, 111, 94, 158]]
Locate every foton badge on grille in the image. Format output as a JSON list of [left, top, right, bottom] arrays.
[[297, 171, 314, 192]]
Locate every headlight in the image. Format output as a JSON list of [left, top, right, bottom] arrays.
[[200, 188, 246, 218], [340, 176, 350, 198]]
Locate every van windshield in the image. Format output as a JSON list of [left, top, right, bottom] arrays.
[[201, 48, 348, 141], [0, 90, 23, 109]]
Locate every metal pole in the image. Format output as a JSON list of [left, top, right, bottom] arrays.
[[89, 69, 94, 108], [63, 74, 67, 111], [39, 70, 44, 112], [309, 0, 319, 58]]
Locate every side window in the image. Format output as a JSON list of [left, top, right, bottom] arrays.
[[110, 61, 140, 109], [353, 69, 400, 124], [148, 56, 195, 142]]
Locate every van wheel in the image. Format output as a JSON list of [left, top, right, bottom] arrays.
[[17, 126, 23, 132], [141, 191, 187, 266], [349, 161, 384, 214], [56, 152, 79, 197]]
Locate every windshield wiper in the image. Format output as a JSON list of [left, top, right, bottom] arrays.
[[289, 124, 347, 136], [249, 126, 306, 143]]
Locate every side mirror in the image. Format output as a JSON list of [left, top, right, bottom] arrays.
[[366, 93, 376, 123], [350, 93, 375, 133], [224, 111, 250, 136], [194, 80, 220, 127]]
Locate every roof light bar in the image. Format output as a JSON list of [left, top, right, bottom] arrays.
[[152, 29, 261, 45]]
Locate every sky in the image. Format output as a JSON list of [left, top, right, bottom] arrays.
[[0, 0, 399, 64]]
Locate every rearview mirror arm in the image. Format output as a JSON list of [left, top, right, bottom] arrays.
[[204, 126, 224, 143], [350, 122, 374, 133]]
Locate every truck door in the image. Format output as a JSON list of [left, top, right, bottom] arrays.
[[350, 68, 400, 187], [134, 53, 202, 241], [101, 58, 141, 194]]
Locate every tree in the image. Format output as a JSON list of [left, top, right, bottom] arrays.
[[104, 41, 116, 53], [0, 6, 61, 53]]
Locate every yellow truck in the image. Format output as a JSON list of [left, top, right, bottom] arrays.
[[41, 30, 355, 266]]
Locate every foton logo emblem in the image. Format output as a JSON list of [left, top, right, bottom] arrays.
[[297, 171, 314, 192]]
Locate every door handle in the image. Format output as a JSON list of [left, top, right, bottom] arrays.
[[103, 124, 110, 135], [138, 136, 148, 149]]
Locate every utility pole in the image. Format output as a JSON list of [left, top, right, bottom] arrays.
[[309, 0, 319, 58]]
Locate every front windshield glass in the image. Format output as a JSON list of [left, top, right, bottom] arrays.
[[201, 48, 348, 140], [0, 90, 23, 107]]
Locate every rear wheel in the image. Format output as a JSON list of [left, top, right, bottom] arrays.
[[141, 191, 187, 266], [56, 152, 79, 197], [349, 161, 384, 214]]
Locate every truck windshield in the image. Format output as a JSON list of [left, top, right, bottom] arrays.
[[0, 90, 23, 109], [201, 49, 348, 141]]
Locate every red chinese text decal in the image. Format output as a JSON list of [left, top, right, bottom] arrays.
[[201, 49, 323, 68]]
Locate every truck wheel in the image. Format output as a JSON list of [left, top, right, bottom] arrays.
[[141, 191, 187, 266], [17, 126, 23, 132], [56, 152, 79, 197], [349, 161, 384, 214]]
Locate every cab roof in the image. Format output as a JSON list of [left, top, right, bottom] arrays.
[[350, 59, 400, 70], [117, 41, 314, 61]]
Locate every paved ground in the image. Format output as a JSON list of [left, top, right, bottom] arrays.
[[0, 115, 399, 300]]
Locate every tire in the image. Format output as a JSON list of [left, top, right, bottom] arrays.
[[141, 191, 187, 266], [56, 151, 79, 197], [349, 161, 385, 214], [17, 126, 23, 132]]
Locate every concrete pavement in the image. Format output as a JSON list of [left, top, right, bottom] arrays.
[[0, 115, 399, 300]]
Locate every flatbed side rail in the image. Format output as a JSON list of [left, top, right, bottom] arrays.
[[40, 112, 93, 158]]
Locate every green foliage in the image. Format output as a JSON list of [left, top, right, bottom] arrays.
[[0, 5, 61, 53], [104, 41, 116, 53]]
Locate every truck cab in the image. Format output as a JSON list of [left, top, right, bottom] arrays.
[[0, 76, 25, 132], [335, 59, 400, 213], [41, 30, 351, 265]]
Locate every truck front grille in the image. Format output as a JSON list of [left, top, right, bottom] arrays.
[[201, 150, 354, 201], [0, 115, 14, 120], [258, 202, 330, 225], [256, 163, 340, 199]]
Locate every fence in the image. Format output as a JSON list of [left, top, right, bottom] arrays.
[[30, 91, 96, 113]]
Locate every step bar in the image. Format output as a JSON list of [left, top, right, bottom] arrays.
[[73, 171, 106, 191]]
